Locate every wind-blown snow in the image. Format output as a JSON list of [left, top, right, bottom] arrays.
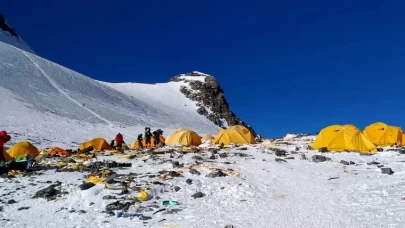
[[0, 41, 220, 146]]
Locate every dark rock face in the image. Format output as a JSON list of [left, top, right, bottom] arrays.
[[0, 12, 19, 38], [169, 71, 257, 137]]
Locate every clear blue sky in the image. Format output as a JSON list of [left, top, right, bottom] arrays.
[[3, 0, 405, 138]]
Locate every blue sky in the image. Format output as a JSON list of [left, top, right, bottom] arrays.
[[3, 0, 405, 137]]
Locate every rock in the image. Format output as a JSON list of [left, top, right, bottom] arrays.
[[275, 150, 287, 157], [103, 195, 117, 200], [300, 154, 307, 160], [295, 147, 300, 151], [7, 199, 16, 204], [290, 151, 298, 154], [340, 160, 350, 165], [367, 161, 380, 165], [206, 170, 228, 178], [191, 192, 205, 199], [237, 147, 248, 151], [139, 215, 152, 220], [186, 179, 193, 185], [89, 202, 95, 206], [79, 182, 95, 190], [167, 171, 180, 177], [33, 184, 59, 199], [275, 158, 287, 163], [381, 168, 394, 175], [312, 155, 330, 163], [189, 169, 201, 175], [350, 161, 356, 165], [172, 161, 180, 168], [192, 155, 204, 161], [78, 210, 86, 214], [209, 154, 216, 159], [17, 207, 30, 211], [225, 225, 236, 228], [174, 186, 181, 192], [285, 157, 295, 160], [328, 177, 340, 180], [377, 165, 384, 168], [0, 206, 3, 212], [170, 72, 257, 136], [318, 147, 328, 152], [106, 201, 132, 212], [219, 153, 228, 158]]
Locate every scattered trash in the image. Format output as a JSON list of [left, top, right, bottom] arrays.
[[163, 201, 180, 206]]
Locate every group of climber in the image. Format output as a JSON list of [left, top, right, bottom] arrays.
[[109, 127, 165, 151], [137, 127, 164, 149]]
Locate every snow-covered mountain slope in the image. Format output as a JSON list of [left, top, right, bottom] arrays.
[[0, 40, 221, 147], [0, 12, 34, 54]]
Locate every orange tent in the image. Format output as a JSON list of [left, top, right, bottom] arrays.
[[48, 147, 70, 157]]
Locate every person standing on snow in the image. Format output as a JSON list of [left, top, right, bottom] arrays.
[[115, 133, 124, 149], [144, 127, 152, 147], [0, 131, 11, 162], [137, 134, 143, 149]]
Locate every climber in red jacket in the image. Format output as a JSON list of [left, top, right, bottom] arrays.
[[114, 133, 124, 149], [0, 131, 11, 161]]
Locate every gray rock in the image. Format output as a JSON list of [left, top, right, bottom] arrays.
[[17, 207, 30, 211], [340, 160, 350, 165], [192, 155, 204, 161], [275, 158, 287, 163], [285, 157, 295, 160], [174, 186, 181, 192], [103, 195, 117, 200], [7, 199, 16, 204], [34, 184, 59, 199], [237, 147, 248, 151], [186, 179, 193, 185], [275, 150, 287, 157], [189, 169, 201, 175], [140, 215, 152, 220], [312, 155, 330, 163], [172, 161, 180, 168], [350, 161, 356, 165], [219, 153, 228, 158], [209, 154, 216, 159], [377, 165, 384, 168], [206, 170, 228, 178], [225, 225, 236, 228], [381, 168, 394, 175], [295, 147, 300, 151], [191, 192, 205, 199], [300, 154, 307, 160], [367, 161, 380, 165]]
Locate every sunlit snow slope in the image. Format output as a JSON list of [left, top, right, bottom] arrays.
[[0, 39, 220, 147]]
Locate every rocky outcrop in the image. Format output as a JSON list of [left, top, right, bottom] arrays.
[[169, 71, 257, 137], [0, 12, 19, 38]]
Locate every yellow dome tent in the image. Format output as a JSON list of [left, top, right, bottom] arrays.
[[8, 141, 40, 158], [212, 125, 256, 145], [131, 135, 165, 149], [201, 134, 215, 142], [79, 137, 112, 152], [312, 124, 376, 153], [363, 122, 402, 146], [165, 129, 201, 146]]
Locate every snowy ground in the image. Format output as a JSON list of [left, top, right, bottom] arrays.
[[1, 136, 405, 228]]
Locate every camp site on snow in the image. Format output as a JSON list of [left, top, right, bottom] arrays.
[[2, 122, 405, 227]]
